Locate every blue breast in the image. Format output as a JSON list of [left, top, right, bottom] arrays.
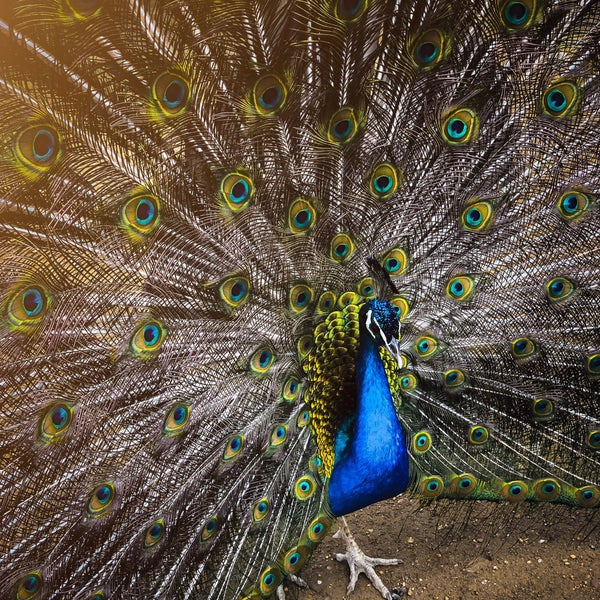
[[328, 325, 410, 516]]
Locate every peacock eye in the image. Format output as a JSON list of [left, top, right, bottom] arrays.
[[545, 276, 575, 302], [143, 519, 165, 549], [296, 335, 314, 359], [369, 163, 399, 198], [130, 320, 166, 356], [296, 409, 310, 428], [446, 275, 476, 301], [269, 424, 288, 448], [461, 201, 493, 231], [87, 483, 116, 517], [289, 284, 314, 313], [502, 480, 528, 502], [252, 497, 271, 523], [381, 248, 407, 277], [389, 295, 410, 320], [329, 233, 355, 262], [16, 125, 60, 172], [220, 172, 254, 212], [284, 545, 310, 574], [16, 572, 43, 600], [39, 403, 74, 443], [328, 107, 358, 143], [400, 373, 417, 391], [533, 478, 561, 501], [442, 108, 478, 145], [288, 198, 316, 234], [500, 0, 535, 30], [294, 474, 316, 500], [412, 431, 432, 453], [152, 72, 189, 116], [250, 347, 275, 374], [575, 486, 600, 508], [444, 369, 464, 387], [452, 473, 477, 496], [334, 0, 367, 21], [337, 291, 359, 307], [223, 434, 244, 462], [511, 336, 536, 359], [557, 191, 590, 220], [357, 276, 375, 298], [587, 354, 600, 377], [259, 567, 284, 595], [219, 275, 251, 308], [420, 475, 444, 498], [306, 514, 332, 542], [316, 291, 337, 315], [162, 403, 190, 436], [532, 397, 555, 421], [122, 194, 160, 235], [411, 29, 445, 69], [201, 515, 219, 541], [587, 430, 600, 450], [542, 81, 579, 118], [415, 335, 439, 359], [468, 425, 489, 445], [7, 285, 51, 330], [253, 74, 287, 115]]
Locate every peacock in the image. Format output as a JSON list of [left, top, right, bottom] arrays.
[[0, 0, 599, 599]]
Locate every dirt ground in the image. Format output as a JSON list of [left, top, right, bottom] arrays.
[[294, 496, 599, 600]]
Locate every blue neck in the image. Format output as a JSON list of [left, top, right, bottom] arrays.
[[328, 328, 410, 516]]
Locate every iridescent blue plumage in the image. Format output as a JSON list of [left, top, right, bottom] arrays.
[[329, 300, 410, 516]]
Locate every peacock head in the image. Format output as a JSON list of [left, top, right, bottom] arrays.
[[359, 298, 402, 367]]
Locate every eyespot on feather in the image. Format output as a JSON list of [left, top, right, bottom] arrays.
[[162, 403, 190, 436], [16, 125, 60, 173], [330, 233, 355, 262], [122, 194, 160, 235], [87, 482, 116, 518], [369, 163, 399, 198], [557, 190, 590, 221], [542, 81, 579, 118], [253, 74, 287, 115], [130, 321, 166, 356], [38, 403, 74, 443], [152, 72, 189, 116], [381, 248, 407, 277], [143, 519, 165, 549], [65, 0, 103, 19], [500, 0, 536, 31], [16, 572, 43, 600], [7, 285, 51, 330], [442, 108, 478, 145], [327, 107, 358, 144], [289, 284, 314, 313], [411, 29, 446, 69], [220, 172, 254, 212], [334, 0, 367, 22]]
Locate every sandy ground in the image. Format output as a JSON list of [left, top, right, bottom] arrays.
[[293, 496, 599, 600]]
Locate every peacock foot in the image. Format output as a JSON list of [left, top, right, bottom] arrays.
[[334, 516, 403, 600]]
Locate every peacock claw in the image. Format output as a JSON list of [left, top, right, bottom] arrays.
[[334, 516, 402, 600]]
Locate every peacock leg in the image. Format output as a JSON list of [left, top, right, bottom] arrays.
[[333, 516, 402, 600]]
